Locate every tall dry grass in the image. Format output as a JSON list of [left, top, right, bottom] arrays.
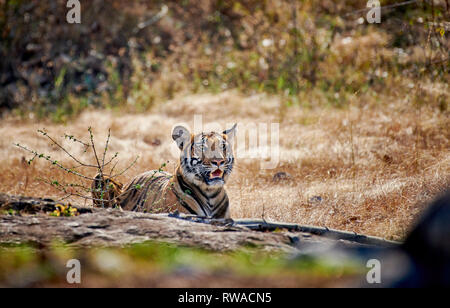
[[0, 87, 448, 241]]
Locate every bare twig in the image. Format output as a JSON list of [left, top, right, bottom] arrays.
[[63, 133, 90, 151], [38, 177, 117, 203], [15, 143, 95, 181], [101, 128, 111, 171], [88, 127, 106, 207], [110, 155, 140, 179], [109, 158, 120, 177], [88, 127, 103, 173], [38, 129, 97, 168], [15, 128, 140, 207]]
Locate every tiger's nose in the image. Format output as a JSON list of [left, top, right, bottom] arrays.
[[211, 159, 225, 167]]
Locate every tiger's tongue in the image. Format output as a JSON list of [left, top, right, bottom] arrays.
[[212, 170, 222, 177]]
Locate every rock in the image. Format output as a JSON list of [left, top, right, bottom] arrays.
[[0, 194, 386, 252], [272, 172, 292, 182], [0, 209, 296, 252], [309, 196, 323, 204]]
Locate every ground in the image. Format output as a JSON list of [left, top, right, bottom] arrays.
[[0, 91, 448, 241], [0, 194, 389, 288]]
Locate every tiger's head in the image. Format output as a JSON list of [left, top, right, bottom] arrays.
[[172, 124, 237, 189]]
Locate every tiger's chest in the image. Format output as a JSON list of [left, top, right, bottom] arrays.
[[119, 170, 230, 219]]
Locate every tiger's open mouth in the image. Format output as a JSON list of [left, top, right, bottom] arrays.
[[209, 169, 224, 179]]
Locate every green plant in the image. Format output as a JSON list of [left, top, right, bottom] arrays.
[[0, 209, 19, 216], [15, 128, 139, 207], [50, 204, 79, 217]]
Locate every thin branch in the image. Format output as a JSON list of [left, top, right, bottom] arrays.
[[15, 143, 96, 181], [55, 194, 73, 202], [39, 177, 114, 203], [16, 127, 140, 207], [104, 152, 119, 171], [110, 155, 140, 179], [101, 128, 111, 171], [38, 129, 98, 168], [109, 158, 120, 177], [88, 127, 103, 173], [88, 127, 105, 207], [63, 133, 90, 150]]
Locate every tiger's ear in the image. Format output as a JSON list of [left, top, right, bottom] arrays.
[[223, 123, 237, 141], [172, 125, 191, 150]]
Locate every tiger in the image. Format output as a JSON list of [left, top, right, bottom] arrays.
[[92, 124, 237, 219]]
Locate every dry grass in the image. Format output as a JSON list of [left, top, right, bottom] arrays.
[[1, 88, 448, 241]]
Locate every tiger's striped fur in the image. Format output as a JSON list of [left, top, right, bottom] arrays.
[[91, 174, 123, 208], [92, 124, 237, 219]]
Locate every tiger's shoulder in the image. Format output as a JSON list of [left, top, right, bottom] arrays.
[[118, 169, 181, 212]]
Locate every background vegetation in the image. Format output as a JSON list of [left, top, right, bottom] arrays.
[[1, 0, 448, 121]]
